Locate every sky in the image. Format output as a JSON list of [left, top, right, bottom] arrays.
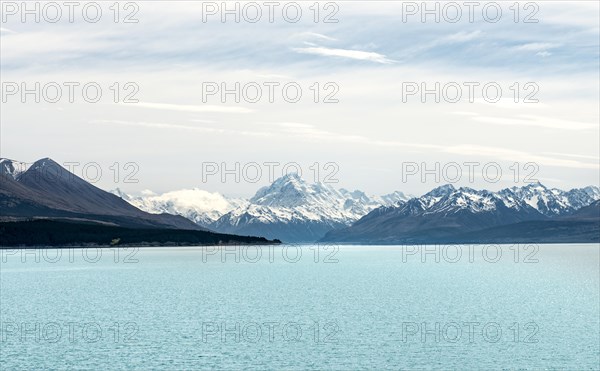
[[1, 1, 599, 198]]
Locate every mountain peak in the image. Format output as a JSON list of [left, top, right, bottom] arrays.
[[272, 172, 305, 185], [522, 181, 547, 191], [0, 158, 30, 179], [281, 172, 301, 179], [30, 157, 61, 171], [250, 173, 312, 207], [425, 184, 456, 197]]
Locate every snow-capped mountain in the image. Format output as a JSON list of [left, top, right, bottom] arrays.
[[321, 183, 600, 243], [1, 157, 202, 230], [111, 188, 247, 227], [113, 175, 598, 243], [499, 182, 600, 216], [0, 158, 30, 180], [113, 173, 412, 241], [379, 182, 599, 220], [425, 185, 540, 215], [372, 190, 412, 206], [247, 173, 385, 221], [212, 173, 405, 241]]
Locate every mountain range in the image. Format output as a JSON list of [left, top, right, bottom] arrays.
[[113, 173, 411, 242], [320, 183, 600, 244], [0, 158, 202, 230], [114, 173, 599, 243], [0, 158, 277, 246], [3, 157, 598, 245]]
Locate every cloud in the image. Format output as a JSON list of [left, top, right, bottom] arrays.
[[254, 73, 293, 79], [443, 31, 482, 43], [443, 144, 598, 170], [131, 102, 254, 114], [472, 99, 549, 110], [92, 119, 272, 138], [294, 32, 337, 42], [274, 122, 598, 170], [189, 119, 217, 124], [277, 122, 314, 129], [542, 152, 600, 161], [269, 122, 437, 150], [472, 114, 597, 131], [141, 189, 156, 196], [3, 2, 598, 193], [293, 46, 395, 64], [513, 43, 559, 57], [514, 43, 561, 51], [450, 111, 478, 116]]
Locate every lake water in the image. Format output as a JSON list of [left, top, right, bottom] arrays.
[[1, 244, 598, 370]]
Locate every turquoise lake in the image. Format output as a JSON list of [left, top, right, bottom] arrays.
[[1, 244, 598, 370]]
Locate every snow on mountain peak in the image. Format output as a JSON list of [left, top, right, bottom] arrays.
[[29, 157, 60, 171], [425, 184, 456, 197], [218, 174, 409, 231], [0, 158, 30, 180], [583, 186, 600, 199], [111, 188, 248, 226], [250, 173, 333, 208], [110, 172, 599, 239], [523, 181, 547, 192], [112, 172, 413, 233], [496, 182, 598, 216]]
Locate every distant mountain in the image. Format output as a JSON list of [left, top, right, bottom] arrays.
[[212, 175, 352, 241], [111, 188, 248, 228], [450, 201, 600, 244], [371, 190, 412, 206], [565, 199, 600, 220], [0, 157, 204, 230], [116, 173, 411, 242], [498, 181, 599, 217], [109, 170, 599, 244], [321, 183, 600, 244], [0, 158, 30, 179]]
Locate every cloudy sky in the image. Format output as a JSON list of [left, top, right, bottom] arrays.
[[1, 1, 598, 197]]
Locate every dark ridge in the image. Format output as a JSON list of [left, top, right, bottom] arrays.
[[0, 219, 280, 248]]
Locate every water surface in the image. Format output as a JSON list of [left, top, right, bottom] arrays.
[[1, 244, 598, 370]]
